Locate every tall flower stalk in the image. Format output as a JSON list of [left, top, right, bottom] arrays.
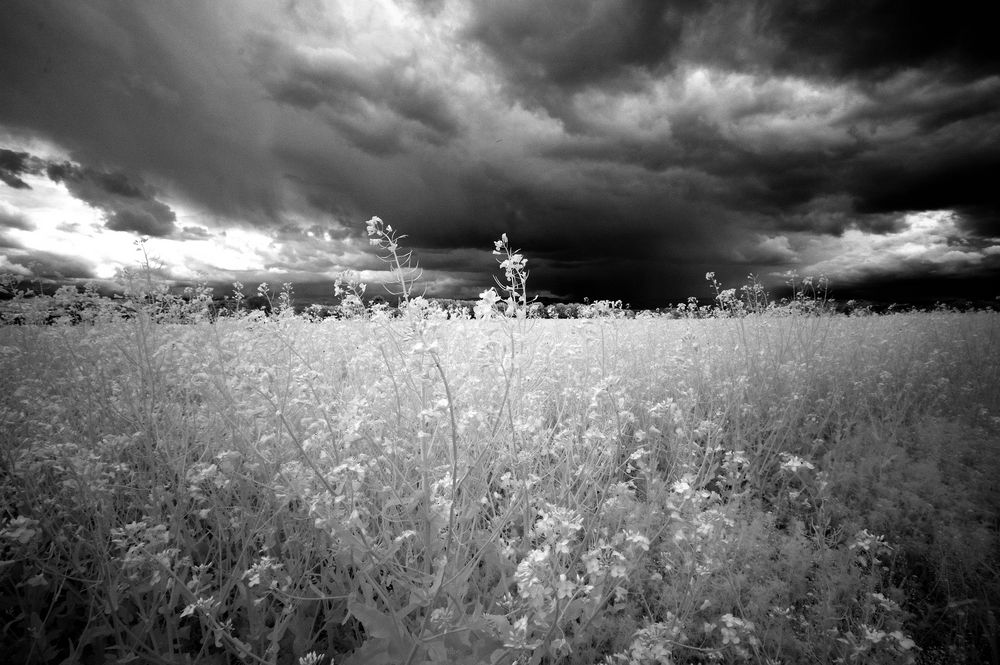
[[492, 233, 532, 318]]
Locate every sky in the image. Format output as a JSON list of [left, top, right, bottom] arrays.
[[1, 0, 999, 308]]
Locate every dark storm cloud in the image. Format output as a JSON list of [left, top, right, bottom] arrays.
[[250, 35, 462, 154], [536, 72, 997, 247], [761, 0, 1000, 80], [2, 0, 999, 306], [45, 161, 178, 237], [464, 0, 1000, 238], [467, 0, 704, 94], [836, 76, 1000, 237], [851, 152, 1000, 228], [665, 0, 1000, 83], [0, 149, 45, 189], [0, 1, 283, 225]]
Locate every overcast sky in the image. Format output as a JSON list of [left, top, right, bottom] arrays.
[[2, 0, 998, 307]]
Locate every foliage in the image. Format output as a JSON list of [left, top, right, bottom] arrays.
[[0, 222, 998, 664]]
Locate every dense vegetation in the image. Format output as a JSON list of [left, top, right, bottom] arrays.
[[1, 224, 998, 664]]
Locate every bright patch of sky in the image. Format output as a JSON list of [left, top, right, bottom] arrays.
[[796, 210, 990, 283], [1, 167, 337, 284]]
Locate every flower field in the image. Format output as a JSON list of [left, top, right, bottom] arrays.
[[2, 298, 998, 664]]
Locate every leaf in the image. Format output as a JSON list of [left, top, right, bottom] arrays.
[[482, 613, 511, 638], [425, 639, 448, 663], [341, 638, 394, 665], [348, 597, 400, 641]]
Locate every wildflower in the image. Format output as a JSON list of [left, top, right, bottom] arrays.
[[25, 573, 47, 587], [869, 592, 899, 612], [672, 477, 692, 494], [779, 453, 815, 473], [475, 287, 501, 319], [861, 624, 886, 644], [849, 529, 893, 554], [430, 607, 456, 628], [555, 573, 576, 599], [181, 596, 218, 619], [625, 530, 650, 551], [243, 556, 286, 589], [629, 621, 681, 664], [532, 504, 583, 546], [1, 516, 41, 544], [719, 614, 758, 648], [504, 616, 541, 650], [890, 631, 916, 651], [515, 547, 551, 611], [723, 615, 744, 641], [298, 652, 326, 665]]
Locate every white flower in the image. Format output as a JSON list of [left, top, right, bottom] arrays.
[[297, 652, 325, 665], [890, 631, 916, 650], [625, 530, 650, 551], [555, 573, 576, 599], [779, 453, 815, 473]]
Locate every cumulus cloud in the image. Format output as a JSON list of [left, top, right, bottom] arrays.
[[799, 211, 998, 284]]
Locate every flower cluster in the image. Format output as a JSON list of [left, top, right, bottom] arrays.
[[492, 233, 532, 317]]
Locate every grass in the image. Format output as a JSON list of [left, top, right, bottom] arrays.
[[0, 229, 998, 665]]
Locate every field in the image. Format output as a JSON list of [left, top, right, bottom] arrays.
[[1, 298, 998, 664]]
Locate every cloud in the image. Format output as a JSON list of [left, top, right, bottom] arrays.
[[1, 247, 97, 280], [758, 0, 1000, 80], [0, 148, 46, 189], [2, 0, 999, 306], [0, 200, 34, 231], [178, 226, 213, 240], [44, 160, 177, 236], [797, 211, 999, 287], [733, 234, 798, 265], [0, 1, 286, 226], [250, 36, 461, 154], [0, 201, 33, 250], [833, 72, 1000, 232], [468, 0, 697, 94]]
